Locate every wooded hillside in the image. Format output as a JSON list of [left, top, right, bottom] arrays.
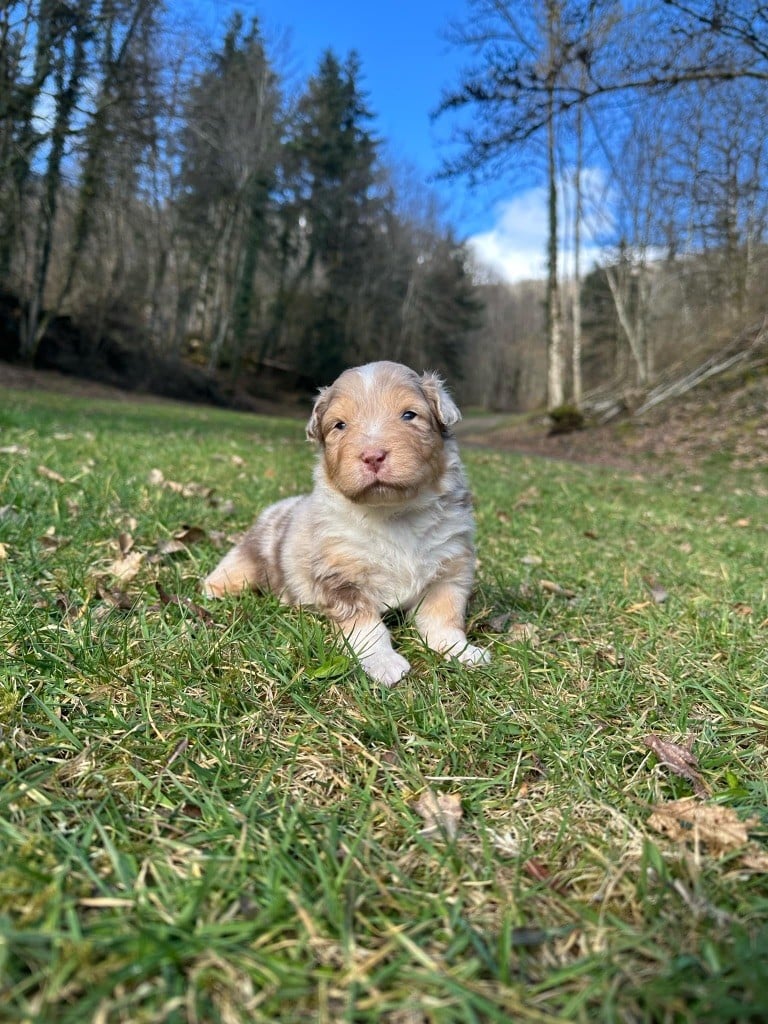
[[1, 1, 767, 413]]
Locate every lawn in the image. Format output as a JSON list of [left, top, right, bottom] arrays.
[[1, 387, 767, 1023]]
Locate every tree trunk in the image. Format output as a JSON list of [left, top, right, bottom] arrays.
[[571, 77, 585, 409], [545, 5, 564, 410]]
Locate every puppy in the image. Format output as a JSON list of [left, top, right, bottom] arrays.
[[202, 360, 489, 686]]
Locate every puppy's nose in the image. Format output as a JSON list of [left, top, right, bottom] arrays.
[[361, 448, 388, 470]]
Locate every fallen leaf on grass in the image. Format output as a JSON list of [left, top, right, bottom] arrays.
[[165, 480, 214, 500], [521, 554, 543, 566], [739, 850, 768, 872], [732, 603, 753, 617], [95, 586, 135, 610], [37, 464, 67, 483], [155, 525, 207, 558], [484, 612, 540, 643], [595, 645, 625, 668], [149, 467, 220, 503], [155, 583, 215, 625], [0, 444, 29, 456], [413, 790, 462, 840], [648, 798, 757, 855], [54, 592, 86, 624], [104, 550, 144, 583], [0, 542, 8, 559], [39, 528, 69, 552], [513, 486, 539, 510], [118, 532, 134, 556], [209, 497, 236, 516], [539, 579, 576, 599], [173, 525, 207, 545], [643, 735, 709, 797], [508, 622, 541, 644]]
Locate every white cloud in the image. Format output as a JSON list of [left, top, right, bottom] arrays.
[[467, 189, 550, 283], [467, 169, 615, 284]]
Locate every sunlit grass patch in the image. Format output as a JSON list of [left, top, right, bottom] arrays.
[[1, 388, 767, 1022]]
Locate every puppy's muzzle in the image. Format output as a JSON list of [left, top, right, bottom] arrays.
[[360, 447, 388, 474]]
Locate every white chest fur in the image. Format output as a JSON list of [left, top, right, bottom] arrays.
[[302, 487, 472, 612]]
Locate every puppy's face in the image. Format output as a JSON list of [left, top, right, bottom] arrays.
[[307, 361, 461, 506]]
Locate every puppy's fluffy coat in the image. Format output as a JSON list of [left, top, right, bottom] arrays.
[[202, 360, 488, 686]]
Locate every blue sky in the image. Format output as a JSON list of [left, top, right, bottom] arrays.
[[190, 0, 562, 281]]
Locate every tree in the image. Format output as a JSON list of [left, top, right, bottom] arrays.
[[177, 14, 282, 373], [282, 50, 382, 381], [438, 0, 617, 410], [19, 0, 93, 360]]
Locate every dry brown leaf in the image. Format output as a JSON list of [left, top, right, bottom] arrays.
[[513, 485, 539, 510], [487, 611, 513, 631], [164, 479, 214, 499], [0, 542, 7, 559], [595, 645, 625, 668], [95, 586, 134, 610], [54, 592, 84, 624], [643, 735, 709, 797], [739, 850, 768, 872], [174, 525, 207, 545], [209, 498, 236, 516], [413, 790, 462, 840], [37, 464, 66, 483], [156, 525, 207, 558], [539, 579, 576, 599], [118, 532, 134, 556], [648, 798, 757, 854], [156, 538, 187, 556], [522, 857, 568, 894], [508, 622, 541, 644], [105, 550, 144, 583], [39, 528, 69, 552], [156, 583, 215, 625]]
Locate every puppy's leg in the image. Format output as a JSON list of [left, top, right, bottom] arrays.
[[414, 580, 489, 667], [337, 615, 411, 687], [203, 498, 300, 598], [202, 541, 265, 598]]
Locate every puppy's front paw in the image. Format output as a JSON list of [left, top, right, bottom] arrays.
[[361, 650, 411, 687], [453, 643, 491, 667], [444, 643, 493, 667]]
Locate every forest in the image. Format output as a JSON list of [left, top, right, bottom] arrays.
[[1, 1, 767, 412]]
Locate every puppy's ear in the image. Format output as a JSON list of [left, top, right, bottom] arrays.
[[306, 386, 330, 443], [420, 371, 461, 432]]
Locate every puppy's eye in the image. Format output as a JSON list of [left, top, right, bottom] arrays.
[[401, 410, 417, 422], [333, 421, 347, 431]]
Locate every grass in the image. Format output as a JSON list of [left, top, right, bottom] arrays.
[[1, 387, 767, 1023]]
